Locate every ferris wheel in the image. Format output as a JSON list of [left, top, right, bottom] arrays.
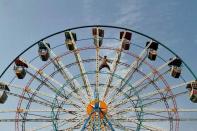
[[0, 25, 197, 131]]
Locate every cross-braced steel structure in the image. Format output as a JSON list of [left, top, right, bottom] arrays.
[[0, 25, 197, 131]]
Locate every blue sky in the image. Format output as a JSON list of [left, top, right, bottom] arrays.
[[0, 0, 197, 130], [0, 0, 197, 74]]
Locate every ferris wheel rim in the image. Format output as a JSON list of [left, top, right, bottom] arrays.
[[0, 25, 196, 80], [0, 25, 196, 131]]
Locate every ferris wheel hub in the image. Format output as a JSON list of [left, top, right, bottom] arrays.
[[86, 100, 108, 119]]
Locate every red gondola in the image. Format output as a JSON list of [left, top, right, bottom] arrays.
[[190, 88, 197, 103], [120, 31, 132, 50], [14, 58, 28, 79], [186, 80, 197, 103]]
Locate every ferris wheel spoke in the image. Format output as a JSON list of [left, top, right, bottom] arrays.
[[140, 112, 170, 120], [27, 70, 80, 107], [132, 57, 176, 88], [106, 115, 135, 131], [26, 70, 84, 109], [107, 57, 176, 107], [141, 118, 197, 122], [66, 31, 93, 100], [26, 122, 52, 131], [0, 109, 84, 124], [110, 107, 181, 118], [109, 92, 185, 116], [19, 58, 65, 88], [104, 45, 151, 104], [0, 118, 84, 122], [123, 69, 170, 98], [23, 113, 51, 120], [108, 69, 170, 108], [112, 124, 135, 131], [44, 43, 89, 104], [0, 88, 54, 107], [26, 118, 83, 131], [0, 119, 51, 122], [118, 46, 148, 90], [54, 114, 85, 130], [102, 31, 128, 101], [111, 118, 164, 131], [94, 28, 101, 100], [58, 120, 83, 130], [0, 108, 85, 113], [110, 91, 187, 113], [1, 82, 76, 108], [140, 91, 188, 108], [111, 114, 165, 131], [110, 80, 188, 109], [140, 81, 191, 101], [1, 89, 83, 117], [110, 58, 175, 102]]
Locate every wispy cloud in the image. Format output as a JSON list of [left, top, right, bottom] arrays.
[[113, 1, 143, 28]]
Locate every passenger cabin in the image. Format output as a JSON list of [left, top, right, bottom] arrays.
[[190, 89, 197, 103], [168, 58, 182, 78], [38, 42, 50, 61], [0, 83, 10, 104], [186, 81, 197, 103], [120, 31, 132, 50], [146, 41, 158, 61], [65, 32, 77, 51], [92, 28, 104, 47], [186, 80, 197, 90], [14, 58, 28, 79]]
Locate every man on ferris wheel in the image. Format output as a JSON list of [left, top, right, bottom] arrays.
[[99, 55, 111, 71]]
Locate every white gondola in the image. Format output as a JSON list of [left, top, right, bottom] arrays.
[[146, 41, 158, 61], [38, 42, 50, 61], [170, 66, 181, 78], [168, 58, 182, 78], [92, 28, 104, 47], [0, 83, 9, 104]]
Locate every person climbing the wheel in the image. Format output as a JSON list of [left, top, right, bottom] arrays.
[[99, 55, 110, 71]]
